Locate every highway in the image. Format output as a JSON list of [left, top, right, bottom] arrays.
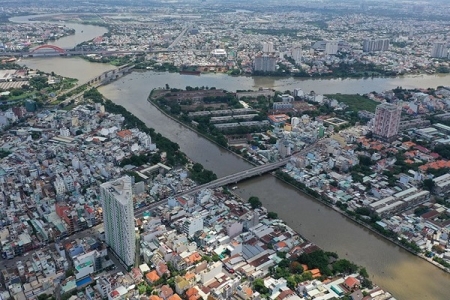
[[168, 25, 191, 49]]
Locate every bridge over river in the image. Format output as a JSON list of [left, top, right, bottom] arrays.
[[1, 44, 176, 57], [55, 64, 134, 106], [133, 141, 323, 217]]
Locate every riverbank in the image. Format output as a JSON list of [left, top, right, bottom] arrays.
[[273, 172, 450, 275], [96, 86, 387, 295], [77, 56, 450, 81], [147, 89, 259, 168], [147, 86, 450, 276]]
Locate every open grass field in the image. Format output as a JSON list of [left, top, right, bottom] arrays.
[[325, 94, 379, 112]]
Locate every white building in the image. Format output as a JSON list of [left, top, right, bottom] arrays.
[[100, 176, 135, 267], [199, 261, 223, 284], [294, 89, 304, 98], [60, 127, 70, 137], [431, 42, 448, 58], [182, 215, 203, 237], [262, 42, 274, 53], [74, 251, 97, 280], [363, 38, 390, 52], [291, 45, 302, 64], [54, 176, 66, 195], [64, 174, 75, 192], [325, 41, 339, 55]]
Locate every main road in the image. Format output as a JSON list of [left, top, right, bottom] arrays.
[[133, 140, 324, 218], [132, 157, 293, 218]]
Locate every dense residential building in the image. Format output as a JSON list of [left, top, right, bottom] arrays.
[[363, 38, 390, 52], [431, 42, 448, 58], [100, 176, 135, 267], [372, 103, 402, 142], [253, 55, 277, 72]]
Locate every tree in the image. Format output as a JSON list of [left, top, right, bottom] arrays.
[[332, 259, 358, 275], [146, 285, 153, 295], [248, 196, 262, 209], [65, 269, 74, 277], [253, 278, 269, 294], [359, 267, 369, 278], [290, 261, 304, 274], [212, 254, 220, 262], [423, 178, 435, 191], [267, 211, 278, 219], [268, 137, 277, 144]]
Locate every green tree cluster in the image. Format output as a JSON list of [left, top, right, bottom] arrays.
[[100, 95, 188, 166], [267, 211, 278, 219], [248, 196, 262, 209], [189, 163, 218, 184]]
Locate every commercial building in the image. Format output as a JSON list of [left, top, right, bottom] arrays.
[[253, 55, 277, 72], [431, 42, 448, 58], [373, 103, 402, 142], [363, 39, 390, 52], [100, 176, 135, 267]]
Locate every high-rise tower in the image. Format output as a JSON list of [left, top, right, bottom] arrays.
[[100, 176, 135, 267]]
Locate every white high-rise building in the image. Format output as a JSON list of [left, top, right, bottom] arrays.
[[262, 42, 274, 53], [363, 39, 390, 52], [431, 42, 448, 58], [325, 41, 339, 55], [291, 45, 302, 64], [373, 103, 402, 142], [100, 176, 135, 267], [253, 55, 277, 72]]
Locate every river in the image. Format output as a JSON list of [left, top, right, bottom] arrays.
[[97, 75, 450, 300], [14, 15, 450, 299], [9, 14, 108, 49]]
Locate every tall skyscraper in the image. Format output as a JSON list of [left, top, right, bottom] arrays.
[[253, 55, 277, 72], [363, 39, 390, 52], [431, 42, 448, 58], [100, 176, 135, 267], [291, 44, 302, 64], [373, 103, 402, 142]]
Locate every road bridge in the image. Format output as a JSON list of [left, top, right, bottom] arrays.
[[1, 48, 176, 57], [56, 64, 135, 106], [133, 141, 323, 218]]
